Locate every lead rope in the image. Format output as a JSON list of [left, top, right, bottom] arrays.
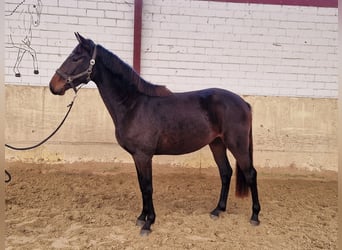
[[4, 91, 81, 183]]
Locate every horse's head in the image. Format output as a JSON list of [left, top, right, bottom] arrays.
[[28, 0, 42, 27], [50, 33, 97, 95]]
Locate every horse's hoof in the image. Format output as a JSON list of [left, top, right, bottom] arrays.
[[15, 73, 21, 77], [250, 219, 260, 226], [140, 229, 151, 237], [136, 219, 145, 227], [34, 70, 39, 75], [210, 213, 219, 220]]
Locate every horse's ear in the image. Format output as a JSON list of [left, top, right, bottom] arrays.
[[74, 33, 94, 52], [75, 32, 86, 44], [75, 32, 80, 42]]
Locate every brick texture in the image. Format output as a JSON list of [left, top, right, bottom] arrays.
[[5, 0, 134, 88], [4, 0, 338, 98], [141, 1, 338, 97]]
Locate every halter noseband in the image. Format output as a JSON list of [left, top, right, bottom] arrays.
[[56, 45, 97, 93]]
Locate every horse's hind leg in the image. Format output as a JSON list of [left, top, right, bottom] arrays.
[[209, 138, 233, 219], [229, 146, 260, 225], [247, 167, 260, 225]]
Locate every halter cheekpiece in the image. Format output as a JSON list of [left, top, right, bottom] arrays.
[[56, 45, 97, 93]]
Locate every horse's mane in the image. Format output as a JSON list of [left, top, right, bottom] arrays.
[[97, 45, 172, 97]]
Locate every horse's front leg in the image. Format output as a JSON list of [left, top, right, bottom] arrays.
[[133, 153, 155, 236], [13, 48, 26, 77]]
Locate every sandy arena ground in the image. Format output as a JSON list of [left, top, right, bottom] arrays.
[[5, 162, 337, 249]]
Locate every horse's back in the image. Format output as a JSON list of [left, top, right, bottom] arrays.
[[151, 87, 251, 126], [174, 88, 249, 107]]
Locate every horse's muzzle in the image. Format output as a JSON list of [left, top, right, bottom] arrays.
[[49, 73, 66, 95]]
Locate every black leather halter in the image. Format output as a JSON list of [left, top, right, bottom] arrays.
[[56, 45, 97, 93]]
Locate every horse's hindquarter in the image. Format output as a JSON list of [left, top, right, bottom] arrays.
[[152, 88, 248, 155]]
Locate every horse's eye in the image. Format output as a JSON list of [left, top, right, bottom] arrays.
[[33, 5, 36, 8]]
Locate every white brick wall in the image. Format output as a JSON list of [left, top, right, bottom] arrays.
[[141, 0, 338, 98], [5, 0, 134, 88], [4, 0, 338, 98]]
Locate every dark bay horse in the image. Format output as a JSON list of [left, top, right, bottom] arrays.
[[49, 33, 260, 236]]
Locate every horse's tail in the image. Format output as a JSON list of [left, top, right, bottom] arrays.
[[235, 102, 253, 198]]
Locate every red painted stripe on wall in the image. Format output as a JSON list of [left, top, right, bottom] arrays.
[[133, 0, 143, 73], [209, 0, 337, 8]]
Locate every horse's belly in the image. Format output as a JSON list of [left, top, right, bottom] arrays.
[[155, 127, 216, 155], [155, 141, 207, 155]]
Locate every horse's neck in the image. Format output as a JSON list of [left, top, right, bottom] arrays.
[[16, 8, 31, 30], [94, 66, 140, 127]]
